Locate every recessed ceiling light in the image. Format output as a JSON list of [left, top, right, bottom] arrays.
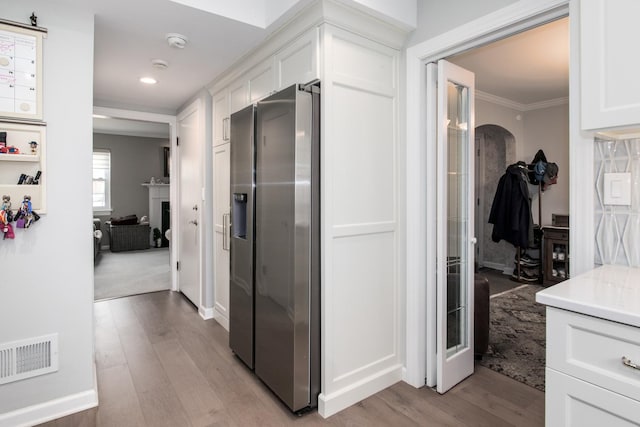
[[140, 77, 157, 85]]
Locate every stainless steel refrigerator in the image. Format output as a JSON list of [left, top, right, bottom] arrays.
[[229, 83, 320, 413]]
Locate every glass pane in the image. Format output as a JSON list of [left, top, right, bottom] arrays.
[[446, 80, 469, 356]]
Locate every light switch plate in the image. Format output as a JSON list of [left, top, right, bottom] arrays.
[[604, 172, 631, 205]]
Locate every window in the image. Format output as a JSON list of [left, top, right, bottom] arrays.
[[93, 150, 111, 212]]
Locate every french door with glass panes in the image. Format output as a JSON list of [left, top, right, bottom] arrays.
[[428, 59, 476, 394]]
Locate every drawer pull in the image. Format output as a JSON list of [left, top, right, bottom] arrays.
[[622, 356, 640, 370]]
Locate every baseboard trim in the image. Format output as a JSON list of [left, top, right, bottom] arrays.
[[199, 306, 215, 320], [213, 309, 229, 331], [318, 364, 403, 418], [0, 367, 98, 427]]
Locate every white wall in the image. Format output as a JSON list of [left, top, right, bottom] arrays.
[[408, 0, 519, 46], [522, 103, 570, 225], [0, 0, 96, 422]]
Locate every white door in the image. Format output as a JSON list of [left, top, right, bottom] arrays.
[[429, 59, 476, 393], [178, 106, 202, 306], [213, 142, 230, 328]]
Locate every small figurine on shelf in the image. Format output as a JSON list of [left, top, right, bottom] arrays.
[[29, 141, 38, 155], [14, 195, 39, 228], [153, 227, 162, 248], [0, 195, 14, 239]]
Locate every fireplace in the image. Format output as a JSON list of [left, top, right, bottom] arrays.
[[142, 183, 170, 246], [161, 201, 170, 247]]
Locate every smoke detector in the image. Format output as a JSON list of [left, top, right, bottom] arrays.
[[151, 59, 169, 70], [166, 33, 188, 49]]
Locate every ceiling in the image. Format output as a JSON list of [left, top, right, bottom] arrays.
[[449, 17, 569, 106], [91, 0, 308, 114], [89, 3, 568, 136]]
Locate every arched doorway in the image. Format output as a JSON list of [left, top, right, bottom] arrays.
[[475, 124, 516, 272]]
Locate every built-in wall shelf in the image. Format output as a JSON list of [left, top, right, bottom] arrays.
[[0, 121, 46, 212], [0, 153, 40, 162]]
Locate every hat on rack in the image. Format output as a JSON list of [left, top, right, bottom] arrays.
[[543, 162, 558, 184], [540, 162, 559, 192]]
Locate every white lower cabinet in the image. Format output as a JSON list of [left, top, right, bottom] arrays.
[[545, 307, 640, 426], [547, 368, 640, 427]]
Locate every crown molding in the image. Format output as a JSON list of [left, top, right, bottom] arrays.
[[476, 90, 569, 112]]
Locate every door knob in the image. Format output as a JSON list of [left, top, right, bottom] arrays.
[[192, 205, 198, 211], [189, 219, 198, 226]]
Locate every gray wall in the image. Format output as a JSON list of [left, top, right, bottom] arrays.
[[93, 133, 169, 245], [0, 0, 96, 415], [408, 0, 518, 46], [522, 104, 570, 225]]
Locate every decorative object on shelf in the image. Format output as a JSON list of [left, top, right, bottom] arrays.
[[150, 176, 156, 184], [0, 132, 6, 147], [153, 227, 162, 248], [29, 141, 38, 154], [0, 146, 20, 154], [29, 12, 37, 27]]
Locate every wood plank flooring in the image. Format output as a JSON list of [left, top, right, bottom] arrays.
[[38, 291, 544, 427]]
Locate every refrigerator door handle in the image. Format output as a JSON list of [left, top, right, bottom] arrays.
[[223, 212, 230, 251]]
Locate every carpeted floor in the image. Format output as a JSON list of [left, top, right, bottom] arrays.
[[94, 248, 171, 301], [480, 284, 546, 391]]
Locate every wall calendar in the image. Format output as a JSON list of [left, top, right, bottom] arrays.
[[0, 20, 44, 122]]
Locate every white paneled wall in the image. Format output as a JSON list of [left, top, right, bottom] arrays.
[[319, 24, 402, 417]]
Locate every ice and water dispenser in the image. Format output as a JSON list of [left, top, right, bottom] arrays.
[[232, 193, 247, 239]]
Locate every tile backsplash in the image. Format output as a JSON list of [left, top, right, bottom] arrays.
[[594, 138, 640, 266]]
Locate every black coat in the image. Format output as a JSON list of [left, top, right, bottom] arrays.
[[488, 163, 533, 248]]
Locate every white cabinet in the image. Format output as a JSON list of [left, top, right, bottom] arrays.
[[581, 0, 640, 130], [213, 142, 230, 330], [0, 121, 46, 212], [545, 307, 640, 426], [248, 58, 275, 104], [546, 368, 640, 426], [213, 90, 229, 147], [229, 80, 248, 114], [276, 28, 319, 90]]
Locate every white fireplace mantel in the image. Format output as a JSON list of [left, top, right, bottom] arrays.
[[142, 183, 169, 244]]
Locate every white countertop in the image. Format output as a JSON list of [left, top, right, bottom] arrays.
[[536, 264, 640, 328]]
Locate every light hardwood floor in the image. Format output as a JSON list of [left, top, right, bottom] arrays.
[[38, 291, 544, 427]]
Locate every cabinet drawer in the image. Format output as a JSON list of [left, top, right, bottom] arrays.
[[546, 368, 640, 426], [547, 307, 640, 401]]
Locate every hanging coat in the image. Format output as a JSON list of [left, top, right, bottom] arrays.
[[488, 162, 534, 248]]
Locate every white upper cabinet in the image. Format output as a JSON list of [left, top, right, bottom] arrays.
[[213, 89, 230, 147], [276, 28, 319, 90], [229, 80, 249, 114], [248, 58, 276, 103], [581, 0, 640, 130]]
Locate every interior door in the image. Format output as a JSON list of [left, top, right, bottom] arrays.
[[178, 106, 202, 307], [432, 59, 476, 393], [213, 142, 230, 326]]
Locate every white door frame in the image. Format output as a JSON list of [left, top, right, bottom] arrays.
[[404, 0, 594, 387], [93, 106, 179, 293]]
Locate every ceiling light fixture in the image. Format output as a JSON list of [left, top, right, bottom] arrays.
[[151, 59, 169, 70], [166, 33, 188, 49], [140, 77, 157, 85]]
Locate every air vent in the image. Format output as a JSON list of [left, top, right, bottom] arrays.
[[0, 334, 58, 384]]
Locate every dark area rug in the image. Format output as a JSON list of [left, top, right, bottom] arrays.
[[479, 284, 546, 391]]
